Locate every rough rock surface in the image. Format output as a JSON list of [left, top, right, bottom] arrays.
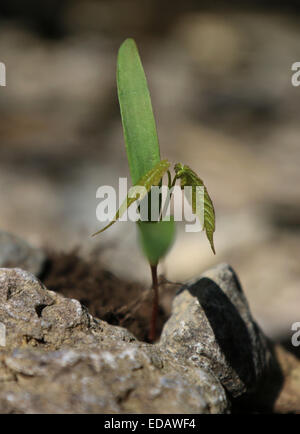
[[272, 345, 300, 414], [0, 267, 228, 414], [0, 268, 136, 351], [0, 232, 46, 277], [0, 346, 225, 414], [0, 263, 289, 413], [160, 263, 273, 397]]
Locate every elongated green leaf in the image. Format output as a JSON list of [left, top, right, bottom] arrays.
[[137, 218, 176, 266], [92, 160, 170, 236], [117, 38, 161, 185], [117, 38, 175, 264], [174, 163, 216, 254]]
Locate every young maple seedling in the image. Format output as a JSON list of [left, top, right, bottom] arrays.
[[93, 38, 216, 342]]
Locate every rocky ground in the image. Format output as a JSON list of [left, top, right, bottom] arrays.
[[0, 2, 299, 414], [0, 232, 299, 413], [0, 7, 299, 348]]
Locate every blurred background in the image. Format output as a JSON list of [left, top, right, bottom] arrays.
[[0, 1, 299, 346]]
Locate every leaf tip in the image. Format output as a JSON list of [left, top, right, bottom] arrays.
[[209, 236, 216, 255], [119, 38, 137, 54], [205, 229, 216, 255]]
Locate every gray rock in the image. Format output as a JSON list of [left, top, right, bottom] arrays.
[[143, 345, 229, 414], [160, 263, 273, 397], [0, 267, 230, 413], [0, 231, 46, 276], [0, 268, 136, 351], [0, 345, 218, 414]]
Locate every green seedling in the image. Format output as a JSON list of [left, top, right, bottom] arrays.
[[93, 38, 216, 342]]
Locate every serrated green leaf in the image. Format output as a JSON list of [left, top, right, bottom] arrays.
[[174, 163, 216, 254], [137, 159, 170, 192], [92, 160, 170, 236]]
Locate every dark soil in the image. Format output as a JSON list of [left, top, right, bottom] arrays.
[[40, 250, 174, 342]]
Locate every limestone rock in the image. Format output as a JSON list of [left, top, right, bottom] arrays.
[[0, 268, 136, 351], [0, 344, 219, 414], [160, 263, 273, 397], [0, 267, 229, 414], [1, 262, 283, 413], [272, 345, 300, 414]]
